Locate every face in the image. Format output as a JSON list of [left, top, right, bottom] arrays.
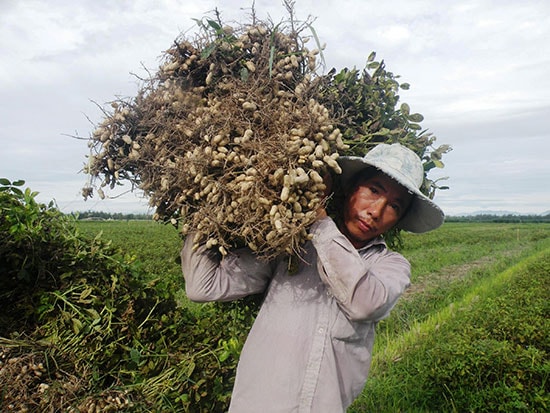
[[341, 172, 413, 248]]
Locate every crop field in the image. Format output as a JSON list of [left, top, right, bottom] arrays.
[[76, 220, 550, 412], [78, 220, 187, 305]]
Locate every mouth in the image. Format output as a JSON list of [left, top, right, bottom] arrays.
[[357, 218, 375, 234]]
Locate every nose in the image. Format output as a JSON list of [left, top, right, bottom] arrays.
[[368, 197, 386, 220]]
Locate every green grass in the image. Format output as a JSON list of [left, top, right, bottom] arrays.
[[350, 246, 550, 412], [381, 223, 550, 334], [77, 220, 188, 305], [75, 220, 550, 411], [349, 223, 550, 412]]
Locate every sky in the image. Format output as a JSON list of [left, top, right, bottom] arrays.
[[1, 0, 549, 216]]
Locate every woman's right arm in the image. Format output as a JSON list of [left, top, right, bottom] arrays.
[[181, 234, 274, 302]]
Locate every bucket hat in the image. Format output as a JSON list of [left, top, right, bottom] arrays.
[[337, 143, 444, 233]]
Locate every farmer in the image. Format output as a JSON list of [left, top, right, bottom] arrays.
[[181, 143, 444, 412]]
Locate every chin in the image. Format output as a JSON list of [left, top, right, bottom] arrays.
[[348, 232, 371, 247]]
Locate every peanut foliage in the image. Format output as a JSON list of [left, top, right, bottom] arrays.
[[0, 179, 248, 412]]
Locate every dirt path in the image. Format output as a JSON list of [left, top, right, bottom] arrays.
[[403, 246, 527, 298]]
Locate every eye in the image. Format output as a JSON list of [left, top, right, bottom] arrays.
[[390, 202, 402, 215]]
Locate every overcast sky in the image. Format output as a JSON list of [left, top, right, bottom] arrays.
[[1, 0, 549, 216]]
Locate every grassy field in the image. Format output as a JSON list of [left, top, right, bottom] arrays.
[[76, 220, 550, 411], [76, 220, 549, 314], [77, 220, 188, 305], [352, 223, 550, 412]]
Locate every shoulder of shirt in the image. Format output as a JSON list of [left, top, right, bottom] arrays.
[[359, 237, 410, 267], [359, 237, 407, 258]]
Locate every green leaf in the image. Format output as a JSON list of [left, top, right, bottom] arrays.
[[130, 348, 141, 365], [400, 103, 410, 115], [400, 82, 410, 90], [11, 187, 24, 197], [367, 61, 380, 70], [191, 18, 202, 28], [437, 144, 453, 153], [176, 394, 190, 404], [218, 350, 230, 362], [305, 23, 324, 67], [85, 308, 101, 321], [0, 178, 11, 186], [268, 24, 281, 78], [12, 180, 25, 187], [79, 286, 94, 302], [423, 160, 436, 171], [201, 43, 216, 59], [206, 19, 222, 32], [367, 51, 376, 62], [240, 66, 249, 81], [408, 113, 424, 122], [71, 318, 83, 334]]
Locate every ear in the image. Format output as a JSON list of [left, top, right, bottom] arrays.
[[322, 171, 333, 198]]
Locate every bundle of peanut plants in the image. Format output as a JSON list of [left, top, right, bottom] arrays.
[[83, 6, 450, 259]]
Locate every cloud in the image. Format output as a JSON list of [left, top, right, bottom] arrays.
[[1, 0, 549, 216]]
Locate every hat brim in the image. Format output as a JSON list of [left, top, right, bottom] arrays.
[[337, 156, 444, 233]]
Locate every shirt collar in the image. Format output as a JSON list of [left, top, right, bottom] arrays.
[[356, 235, 387, 252]]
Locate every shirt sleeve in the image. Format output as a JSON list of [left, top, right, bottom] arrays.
[[181, 234, 274, 302], [310, 217, 411, 322]]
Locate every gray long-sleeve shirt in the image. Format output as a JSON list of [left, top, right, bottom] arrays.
[[181, 217, 411, 412]]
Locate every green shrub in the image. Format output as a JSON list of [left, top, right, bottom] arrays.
[[0, 179, 255, 412], [0, 178, 78, 333]]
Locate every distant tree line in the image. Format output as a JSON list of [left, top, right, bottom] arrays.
[[71, 210, 152, 221], [446, 214, 550, 223], [72, 211, 550, 223]]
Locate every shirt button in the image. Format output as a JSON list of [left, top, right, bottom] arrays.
[[318, 327, 324, 334]]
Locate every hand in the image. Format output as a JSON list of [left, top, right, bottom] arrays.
[[316, 206, 328, 219]]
